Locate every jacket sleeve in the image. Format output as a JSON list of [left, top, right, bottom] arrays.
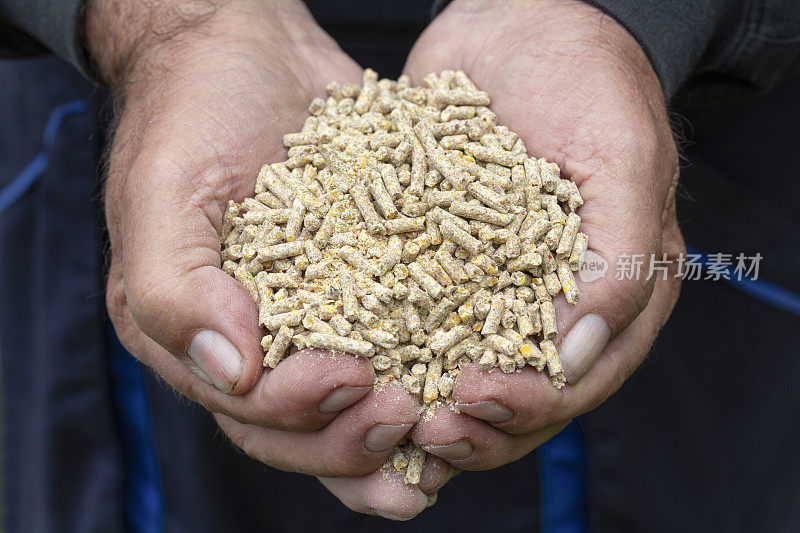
[[0, 0, 92, 78], [434, 0, 800, 102]]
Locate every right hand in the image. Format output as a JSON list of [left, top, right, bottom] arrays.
[[94, 0, 449, 518]]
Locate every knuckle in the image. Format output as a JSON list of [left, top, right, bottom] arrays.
[[321, 440, 378, 477], [125, 274, 175, 327], [255, 385, 325, 431]]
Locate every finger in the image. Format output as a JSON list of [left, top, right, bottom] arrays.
[[109, 258, 375, 430], [215, 382, 420, 477], [417, 455, 457, 495], [412, 403, 568, 470], [203, 348, 376, 430], [319, 462, 448, 521]]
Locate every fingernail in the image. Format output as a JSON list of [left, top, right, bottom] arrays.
[[422, 440, 474, 461], [374, 510, 408, 521], [318, 386, 370, 414], [455, 400, 513, 422], [559, 314, 611, 384], [187, 330, 243, 393], [365, 423, 413, 452]]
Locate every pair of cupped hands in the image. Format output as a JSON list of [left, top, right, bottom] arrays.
[[96, 0, 684, 520]]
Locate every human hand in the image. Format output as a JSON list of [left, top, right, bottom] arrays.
[[403, 0, 684, 469], [95, 0, 450, 518]]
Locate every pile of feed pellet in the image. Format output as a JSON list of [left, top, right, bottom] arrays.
[[219, 69, 588, 485]]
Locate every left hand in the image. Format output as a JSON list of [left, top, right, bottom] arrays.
[[403, 0, 685, 470]]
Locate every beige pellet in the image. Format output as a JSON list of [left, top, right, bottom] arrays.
[[539, 339, 565, 388], [328, 313, 352, 336], [404, 446, 426, 485], [306, 332, 376, 357], [538, 159, 559, 192], [302, 314, 337, 336], [353, 68, 378, 114], [351, 184, 384, 234], [540, 300, 558, 339], [465, 142, 521, 167], [449, 200, 514, 226], [429, 205, 470, 231], [467, 181, 508, 213], [429, 325, 471, 356], [408, 262, 445, 299], [434, 88, 490, 107], [557, 259, 579, 304], [478, 349, 498, 370], [544, 223, 564, 250], [384, 216, 426, 234], [339, 245, 371, 273], [356, 307, 380, 328], [556, 212, 581, 256], [341, 271, 358, 320], [425, 189, 466, 208], [256, 240, 304, 262], [538, 244, 557, 273], [408, 142, 427, 196], [407, 280, 434, 309], [234, 264, 259, 303], [569, 232, 589, 271], [543, 270, 562, 297], [259, 272, 300, 288], [534, 281, 551, 303], [369, 172, 398, 220], [511, 299, 535, 338], [529, 302, 542, 335], [435, 248, 468, 284], [392, 449, 409, 471], [260, 165, 294, 207], [521, 218, 551, 244], [263, 310, 305, 331], [423, 356, 444, 403], [438, 372, 455, 397], [507, 251, 542, 272], [313, 210, 337, 247], [264, 325, 293, 368], [392, 138, 412, 166], [484, 333, 516, 357], [497, 352, 517, 373], [517, 286, 535, 303], [361, 329, 399, 349], [440, 218, 482, 256], [481, 295, 505, 335]]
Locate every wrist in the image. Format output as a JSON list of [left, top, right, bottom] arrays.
[[84, 0, 326, 94], [443, 0, 663, 103]]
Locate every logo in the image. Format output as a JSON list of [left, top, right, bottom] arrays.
[[578, 250, 607, 283]]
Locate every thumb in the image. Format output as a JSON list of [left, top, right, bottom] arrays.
[[551, 159, 678, 385], [113, 156, 264, 395]]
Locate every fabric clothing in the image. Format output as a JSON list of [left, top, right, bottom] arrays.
[[580, 0, 800, 101], [0, 0, 87, 76], [4, 0, 800, 102], [0, 57, 123, 532], [0, 0, 799, 103]]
